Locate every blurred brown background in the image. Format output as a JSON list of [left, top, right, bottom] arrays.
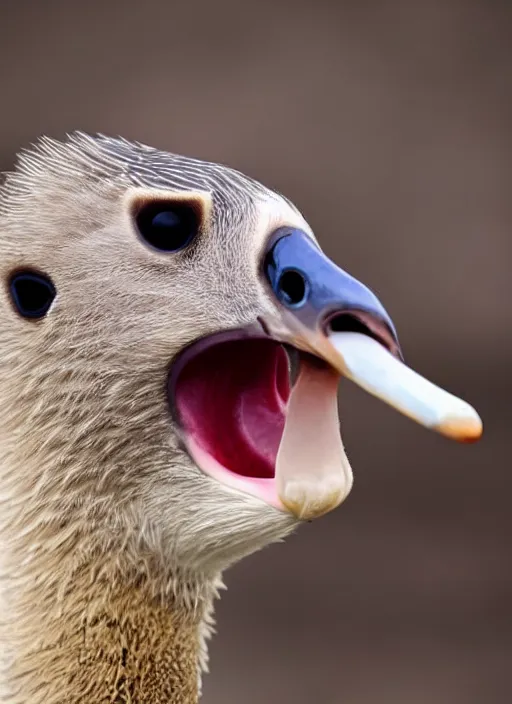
[[0, 1, 510, 702]]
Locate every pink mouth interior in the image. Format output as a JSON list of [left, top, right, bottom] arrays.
[[173, 339, 291, 479]]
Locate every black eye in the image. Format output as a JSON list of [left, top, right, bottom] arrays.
[[135, 202, 200, 252], [9, 271, 56, 319]]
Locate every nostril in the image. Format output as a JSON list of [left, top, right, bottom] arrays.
[[277, 269, 308, 307], [328, 312, 386, 348], [327, 311, 399, 356], [329, 313, 374, 336]]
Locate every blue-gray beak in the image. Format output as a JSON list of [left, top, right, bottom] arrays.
[[261, 227, 481, 446], [263, 228, 402, 359]]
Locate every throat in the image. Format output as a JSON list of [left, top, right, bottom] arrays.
[[2, 557, 214, 704]]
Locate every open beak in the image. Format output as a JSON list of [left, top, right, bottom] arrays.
[[169, 228, 483, 524], [261, 228, 483, 517]]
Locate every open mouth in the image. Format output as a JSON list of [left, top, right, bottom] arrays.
[[168, 312, 483, 520], [169, 329, 355, 519], [173, 337, 289, 481]]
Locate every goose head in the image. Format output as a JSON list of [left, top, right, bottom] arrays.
[[0, 133, 482, 702]]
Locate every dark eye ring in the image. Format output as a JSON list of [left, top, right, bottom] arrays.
[[9, 270, 56, 320], [134, 201, 200, 253]]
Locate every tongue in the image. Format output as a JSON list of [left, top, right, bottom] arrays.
[[276, 356, 353, 520]]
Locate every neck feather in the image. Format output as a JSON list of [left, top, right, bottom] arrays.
[[0, 528, 218, 704]]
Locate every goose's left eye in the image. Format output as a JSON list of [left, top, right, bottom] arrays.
[[9, 271, 56, 319], [135, 202, 199, 252]]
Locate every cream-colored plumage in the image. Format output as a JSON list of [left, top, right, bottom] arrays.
[[0, 132, 483, 703], [0, 134, 307, 702]]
